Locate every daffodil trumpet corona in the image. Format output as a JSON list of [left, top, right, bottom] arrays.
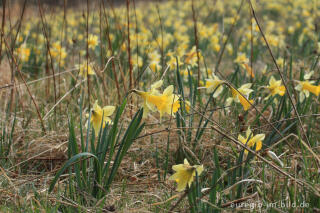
[[86, 100, 115, 135]]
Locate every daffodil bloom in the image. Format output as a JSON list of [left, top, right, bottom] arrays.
[[226, 43, 233, 55], [17, 44, 30, 62], [206, 68, 213, 76], [179, 69, 193, 81], [295, 71, 320, 102], [168, 55, 183, 70], [88, 34, 99, 49], [87, 100, 115, 135], [135, 84, 180, 119], [131, 54, 143, 68], [78, 62, 95, 78], [137, 80, 163, 118], [51, 41, 67, 61], [17, 34, 24, 43], [169, 159, 204, 192], [265, 76, 285, 99], [238, 127, 265, 155], [176, 42, 188, 58], [184, 100, 191, 113], [203, 73, 224, 97], [276, 57, 284, 68], [234, 52, 249, 64], [241, 63, 254, 78], [149, 51, 161, 72], [226, 83, 254, 111], [234, 53, 253, 78], [185, 46, 200, 67]]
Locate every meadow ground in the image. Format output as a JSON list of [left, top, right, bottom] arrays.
[[0, 0, 319, 212]]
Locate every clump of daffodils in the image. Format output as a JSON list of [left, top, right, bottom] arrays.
[[134, 80, 180, 119], [226, 83, 254, 111], [295, 71, 320, 102], [87, 100, 115, 135], [169, 159, 204, 192], [238, 127, 265, 155], [264, 76, 286, 100]]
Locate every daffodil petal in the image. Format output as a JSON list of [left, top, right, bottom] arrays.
[[103, 106, 116, 116]]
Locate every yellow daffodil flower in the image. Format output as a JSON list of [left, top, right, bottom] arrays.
[[131, 54, 143, 68], [185, 46, 200, 67], [179, 69, 193, 81], [276, 57, 284, 68], [167, 55, 183, 70], [17, 34, 24, 43], [51, 41, 67, 61], [135, 83, 180, 119], [78, 62, 95, 78], [226, 83, 254, 111], [88, 34, 99, 49], [265, 76, 286, 99], [149, 51, 161, 72], [241, 63, 255, 78], [234, 53, 254, 77], [238, 127, 265, 155], [17, 44, 30, 62], [136, 80, 163, 118], [184, 100, 191, 113], [226, 43, 233, 55], [234, 52, 249, 64], [203, 73, 224, 97], [87, 100, 115, 135], [295, 71, 320, 102], [169, 159, 204, 192]]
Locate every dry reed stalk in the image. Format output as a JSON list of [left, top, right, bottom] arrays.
[[101, 0, 121, 104], [0, 0, 6, 65], [37, 0, 58, 117], [126, 0, 133, 117], [191, 0, 201, 88], [86, 0, 91, 109]]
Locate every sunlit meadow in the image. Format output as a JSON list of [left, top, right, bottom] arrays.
[[0, 0, 319, 212]]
